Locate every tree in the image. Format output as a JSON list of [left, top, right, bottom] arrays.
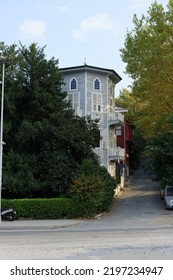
[[144, 117, 173, 185], [120, 0, 173, 139], [115, 88, 145, 168], [115, 88, 136, 125], [1, 42, 100, 197]]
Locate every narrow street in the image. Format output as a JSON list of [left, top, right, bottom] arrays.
[[0, 167, 173, 259], [97, 167, 173, 231]]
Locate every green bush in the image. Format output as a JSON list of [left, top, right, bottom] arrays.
[[1, 198, 75, 219], [70, 159, 116, 217]]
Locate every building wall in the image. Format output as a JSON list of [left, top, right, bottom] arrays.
[[117, 123, 133, 171]]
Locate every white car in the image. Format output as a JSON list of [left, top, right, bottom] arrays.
[[164, 185, 173, 210]]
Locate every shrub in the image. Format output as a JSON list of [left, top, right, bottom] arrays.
[[70, 159, 116, 217], [1, 198, 75, 219]]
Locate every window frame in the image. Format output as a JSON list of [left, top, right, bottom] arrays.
[[70, 77, 78, 91], [92, 92, 102, 113], [93, 78, 101, 91]]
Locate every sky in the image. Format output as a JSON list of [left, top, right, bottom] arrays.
[[0, 0, 168, 94]]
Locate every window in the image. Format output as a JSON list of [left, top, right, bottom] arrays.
[[95, 130, 101, 147], [116, 127, 122, 136], [109, 83, 115, 110], [70, 78, 77, 90], [68, 92, 79, 115], [94, 78, 100, 90], [93, 93, 102, 112]]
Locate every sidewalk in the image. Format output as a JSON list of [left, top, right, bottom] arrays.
[[114, 175, 134, 196], [0, 219, 84, 230]]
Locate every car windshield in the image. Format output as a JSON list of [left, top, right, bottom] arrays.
[[166, 188, 173, 196]]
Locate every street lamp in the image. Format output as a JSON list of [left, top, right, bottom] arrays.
[[0, 56, 5, 224]]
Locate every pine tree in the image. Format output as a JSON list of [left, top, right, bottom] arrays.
[[1, 43, 100, 197]]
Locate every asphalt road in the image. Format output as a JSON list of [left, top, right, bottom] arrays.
[[0, 167, 173, 260]]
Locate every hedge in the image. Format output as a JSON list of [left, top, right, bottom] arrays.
[[1, 198, 77, 219]]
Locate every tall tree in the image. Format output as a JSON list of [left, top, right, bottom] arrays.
[[144, 116, 173, 185], [120, 0, 173, 139], [115, 88, 145, 168], [0, 43, 100, 197], [115, 88, 136, 125]]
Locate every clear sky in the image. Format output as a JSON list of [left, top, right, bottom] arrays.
[[0, 0, 168, 94]]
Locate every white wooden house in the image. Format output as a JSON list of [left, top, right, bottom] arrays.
[[60, 64, 125, 179]]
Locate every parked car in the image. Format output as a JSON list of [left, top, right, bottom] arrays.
[[164, 185, 173, 210]]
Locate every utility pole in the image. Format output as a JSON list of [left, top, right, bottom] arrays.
[[0, 56, 5, 224]]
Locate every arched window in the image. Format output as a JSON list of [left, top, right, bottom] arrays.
[[70, 78, 77, 90], [94, 78, 100, 90]]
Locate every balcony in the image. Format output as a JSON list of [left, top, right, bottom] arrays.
[[108, 112, 124, 126], [109, 147, 125, 161]]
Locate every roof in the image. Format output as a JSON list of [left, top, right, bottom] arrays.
[[60, 64, 122, 82]]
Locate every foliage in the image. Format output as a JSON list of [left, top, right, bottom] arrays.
[[130, 128, 146, 169], [120, 0, 173, 139], [115, 88, 145, 168], [70, 159, 116, 217], [144, 117, 173, 185], [0, 42, 100, 197], [1, 198, 75, 219], [115, 88, 136, 125]]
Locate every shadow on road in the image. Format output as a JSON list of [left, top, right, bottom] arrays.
[[133, 166, 150, 180], [100, 164, 171, 225]]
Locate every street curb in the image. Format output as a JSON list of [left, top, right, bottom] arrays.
[[0, 220, 84, 231]]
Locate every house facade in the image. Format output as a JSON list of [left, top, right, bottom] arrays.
[[117, 122, 133, 177], [60, 64, 125, 180]]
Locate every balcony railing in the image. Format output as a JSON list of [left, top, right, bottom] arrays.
[[109, 147, 125, 160], [108, 112, 124, 126]]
